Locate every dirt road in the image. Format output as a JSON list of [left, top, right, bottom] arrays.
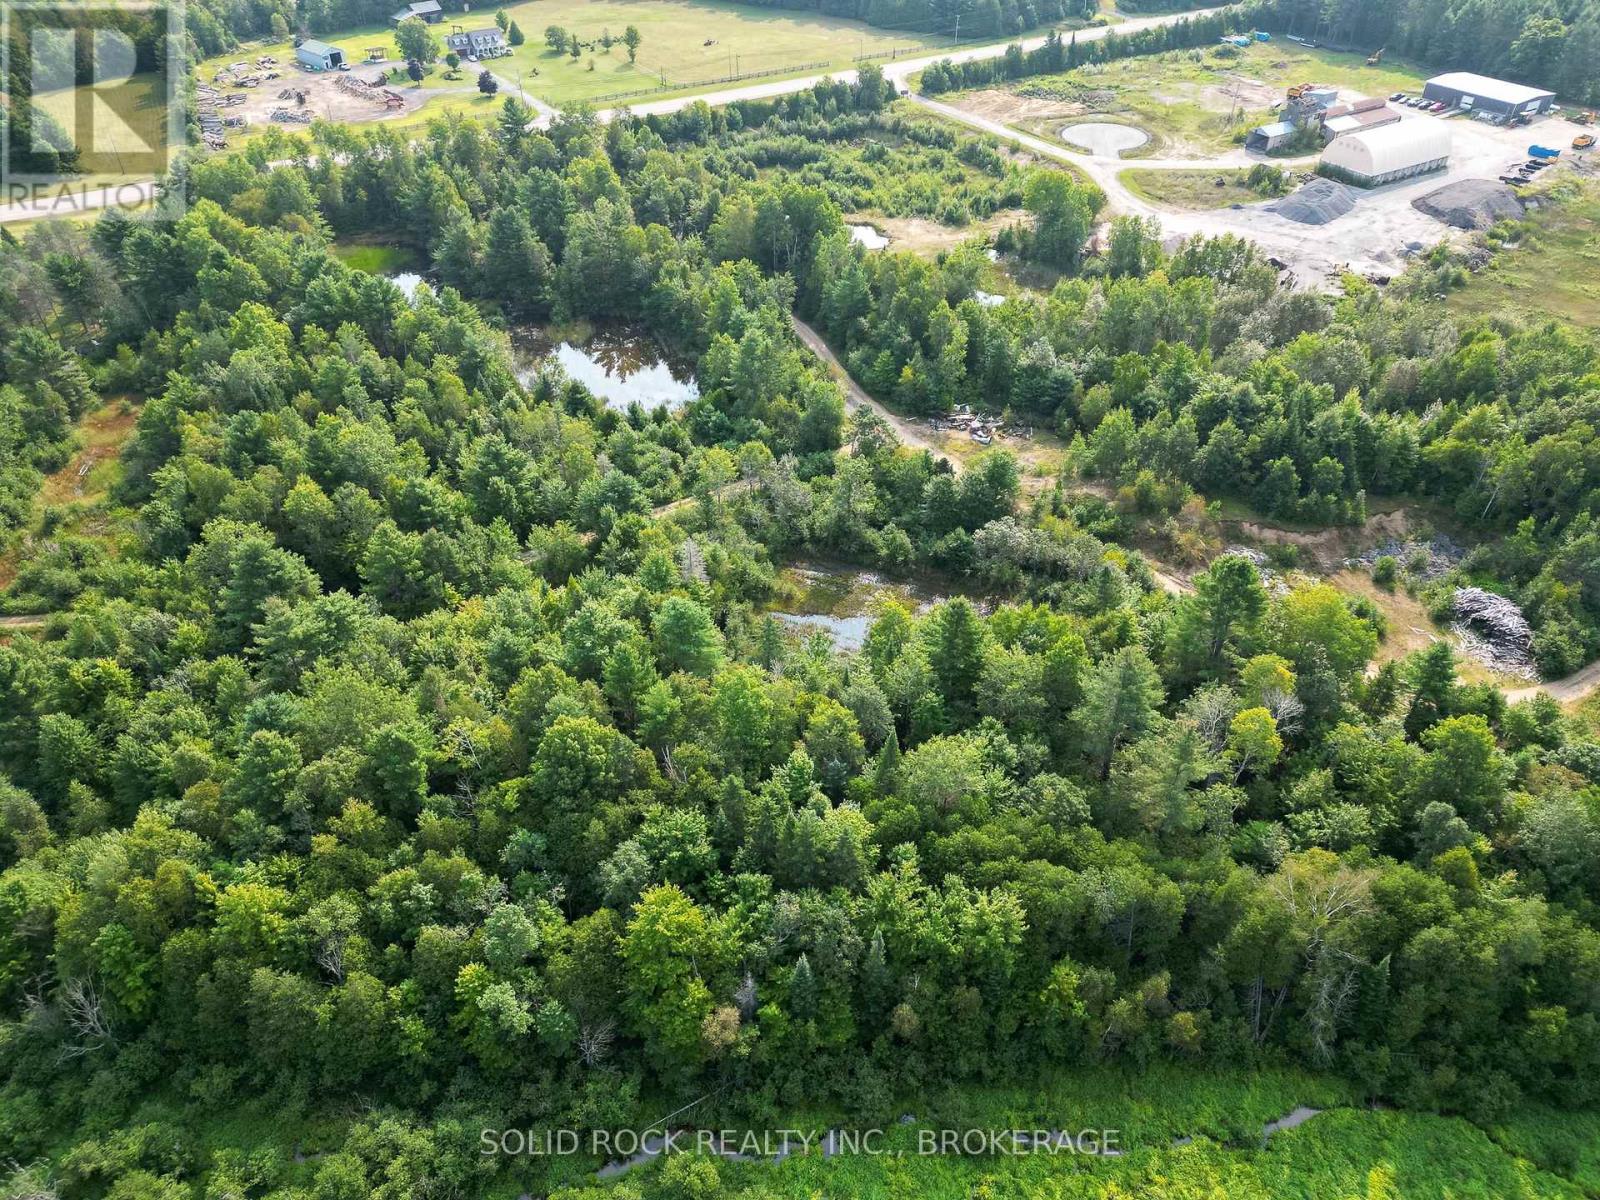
[[788, 314, 960, 473], [1504, 658, 1600, 706]]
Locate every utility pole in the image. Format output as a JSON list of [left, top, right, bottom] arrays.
[[952, 11, 960, 46]]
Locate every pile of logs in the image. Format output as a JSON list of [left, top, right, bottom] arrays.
[[1452, 586, 1535, 673], [195, 83, 229, 148]]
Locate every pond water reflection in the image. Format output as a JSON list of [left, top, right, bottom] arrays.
[[513, 325, 699, 413], [848, 223, 890, 250], [387, 272, 425, 302]]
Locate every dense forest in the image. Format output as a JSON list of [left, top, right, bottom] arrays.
[[3, 76, 1600, 1199]]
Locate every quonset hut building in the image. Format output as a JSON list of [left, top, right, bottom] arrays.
[[1422, 72, 1555, 120], [1319, 121, 1450, 187]]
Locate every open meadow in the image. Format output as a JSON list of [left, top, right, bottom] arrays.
[[1446, 177, 1600, 329], [940, 40, 1432, 159]]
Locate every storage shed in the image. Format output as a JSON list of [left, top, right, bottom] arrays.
[[1422, 72, 1554, 119], [389, 0, 443, 22], [296, 39, 346, 71], [1320, 121, 1450, 187], [1247, 120, 1299, 153]]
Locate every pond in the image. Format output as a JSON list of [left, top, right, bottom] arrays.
[[388, 272, 426, 302], [513, 325, 700, 414], [766, 561, 980, 651], [848, 223, 891, 250]]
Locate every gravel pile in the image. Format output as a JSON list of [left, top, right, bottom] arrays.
[[1268, 178, 1357, 226], [1348, 536, 1464, 582], [1412, 179, 1525, 230]]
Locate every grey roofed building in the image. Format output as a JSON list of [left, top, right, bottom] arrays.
[[1422, 72, 1555, 118], [444, 27, 508, 56], [390, 0, 444, 23], [295, 39, 346, 70], [1247, 120, 1298, 153]]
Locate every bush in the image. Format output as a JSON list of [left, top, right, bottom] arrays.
[[1264, 543, 1299, 570], [1372, 555, 1398, 589]]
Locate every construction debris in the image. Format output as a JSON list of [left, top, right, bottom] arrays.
[[1267, 177, 1357, 226], [1451, 586, 1535, 677], [1412, 179, 1526, 230]]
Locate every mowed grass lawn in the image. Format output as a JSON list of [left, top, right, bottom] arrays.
[[492, 0, 947, 104], [28, 72, 172, 184], [1448, 178, 1600, 329]]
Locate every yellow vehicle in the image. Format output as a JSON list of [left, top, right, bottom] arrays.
[[1366, 47, 1385, 65], [1576, 134, 1598, 151]]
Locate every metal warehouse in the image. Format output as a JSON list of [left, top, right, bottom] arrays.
[[296, 39, 346, 71], [1319, 121, 1451, 187], [1422, 72, 1555, 119]]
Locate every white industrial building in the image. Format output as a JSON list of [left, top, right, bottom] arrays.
[[1319, 121, 1451, 187]]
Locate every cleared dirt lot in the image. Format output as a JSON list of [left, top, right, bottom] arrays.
[[922, 86, 1592, 288], [1173, 110, 1594, 284], [201, 61, 494, 144]]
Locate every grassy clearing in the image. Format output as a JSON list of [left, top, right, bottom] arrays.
[[27, 72, 172, 187], [331, 239, 425, 274], [196, 0, 960, 115], [1120, 165, 1281, 209], [1446, 177, 1600, 329], [494, 0, 952, 106], [12, 1064, 1591, 1198], [38, 400, 141, 511], [1488, 1106, 1600, 1195], [948, 41, 1429, 159], [0, 397, 141, 608], [697, 1109, 1583, 1200]]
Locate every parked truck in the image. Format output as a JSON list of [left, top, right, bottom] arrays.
[[1574, 134, 1597, 150]]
